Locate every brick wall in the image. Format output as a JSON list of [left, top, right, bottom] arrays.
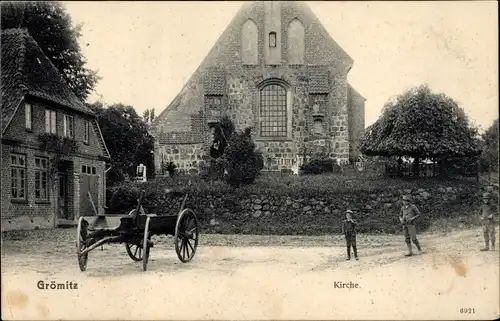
[[152, 1, 363, 173], [1, 97, 108, 231], [3, 97, 106, 157], [1, 144, 55, 230], [1, 143, 107, 231]]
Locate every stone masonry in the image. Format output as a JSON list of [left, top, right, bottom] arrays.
[[151, 1, 366, 173]]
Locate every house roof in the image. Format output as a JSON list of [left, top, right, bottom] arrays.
[[1, 28, 94, 134]]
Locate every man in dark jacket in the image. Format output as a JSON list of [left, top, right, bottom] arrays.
[[342, 210, 358, 260], [399, 195, 422, 256], [479, 192, 497, 251]]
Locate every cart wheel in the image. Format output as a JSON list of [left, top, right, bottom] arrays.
[[174, 209, 199, 263], [76, 217, 89, 272], [142, 216, 151, 271], [125, 242, 143, 261]]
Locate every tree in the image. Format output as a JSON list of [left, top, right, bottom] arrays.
[[143, 109, 150, 123], [87, 102, 154, 186], [480, 119, 499, 174], [1, 1, 99, 101], [210, 115, 235, 159], [150, 109, 155, 122], [223, 127, 263, 187], [360, 84, 481, 176]]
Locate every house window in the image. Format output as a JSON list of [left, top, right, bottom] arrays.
[[259, 84, 288, 137], [35, 157, 49, 201], [82, 165, 87, 173], [11, 153, 26, 200], [92, 167, 96, 175], [269, 32, 277, 48], [84, 120, 90, 144], [63, 115, 74, 138], [45, 109, 57, 134], [25, 103, 32, 131]]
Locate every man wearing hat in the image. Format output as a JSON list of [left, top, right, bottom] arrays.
[[342, 209, 359, 260], [479, 192, 496, 251], [399, 195, 422, 256]]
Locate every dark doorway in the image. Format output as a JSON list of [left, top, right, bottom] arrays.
[[57, 172, 69, 220]]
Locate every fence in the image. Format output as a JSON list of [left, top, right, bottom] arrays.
[[385, 160, 479, 179]]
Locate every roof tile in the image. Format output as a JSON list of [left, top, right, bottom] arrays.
[[1, 29, 93, 133], [308, 67, 330, 94], [204, 67, 225, 95]]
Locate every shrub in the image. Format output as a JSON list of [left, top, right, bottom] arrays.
[[201, 158, 225, 181], [166, 162, 177, 176], [107, 182, 141, 213], [300, 157, 341, 175], [441, 156, 479, 177], [223, 127, 262, 186]]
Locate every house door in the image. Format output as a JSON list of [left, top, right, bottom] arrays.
[[57, 172, 69, 220], [79, 174, 99, 216]]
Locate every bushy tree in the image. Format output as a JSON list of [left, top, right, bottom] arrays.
[[1, 1, 99, 101], [223, 127, 263, 187], [480, 119, 499, 174], [210, 115, 235, 159], [88, 102, 154, 186], [360, 84, 481, 175]]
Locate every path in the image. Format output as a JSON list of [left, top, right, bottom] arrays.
[[1, 229, 499, 320]]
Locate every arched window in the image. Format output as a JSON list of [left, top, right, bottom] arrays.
[[241, 19, 258, 65], [259, 83, 288, 137], [288, 19, 304, 64]]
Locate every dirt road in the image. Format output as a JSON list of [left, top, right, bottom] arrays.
[[2, 228, 499, 320]]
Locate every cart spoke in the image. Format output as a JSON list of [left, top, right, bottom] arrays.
[[186, 239, 194, 253], [185, 240, 191, 258], [182, 239, 187, 259], [180, 238, 185, 259]]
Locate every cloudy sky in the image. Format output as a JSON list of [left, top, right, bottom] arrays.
[[63, 1, 498, 130]]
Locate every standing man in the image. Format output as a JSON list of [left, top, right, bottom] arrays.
[[479, 192, 497, 251], [342, 210, 359, 261], [399, 195, 422, 256]]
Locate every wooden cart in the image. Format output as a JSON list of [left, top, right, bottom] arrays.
[[76, 190, 199, 271]]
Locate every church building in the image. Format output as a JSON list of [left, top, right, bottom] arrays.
[[151, 1, 366, 173]]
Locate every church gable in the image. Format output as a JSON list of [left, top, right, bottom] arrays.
[[152, 1, 365, 172]]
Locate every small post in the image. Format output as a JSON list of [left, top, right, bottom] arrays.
[[88, 191, 98, 216], [134, 190, 145, 223], [179, 194, 188, 212]]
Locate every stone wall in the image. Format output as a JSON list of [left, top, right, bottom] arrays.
[[126, 183, 492, 235], [157, 143, 207, 174]]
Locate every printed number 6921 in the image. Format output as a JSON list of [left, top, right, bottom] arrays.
[[460, 308, 475, 314]]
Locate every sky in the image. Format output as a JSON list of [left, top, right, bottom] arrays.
[[63, 1, 498, 131]]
